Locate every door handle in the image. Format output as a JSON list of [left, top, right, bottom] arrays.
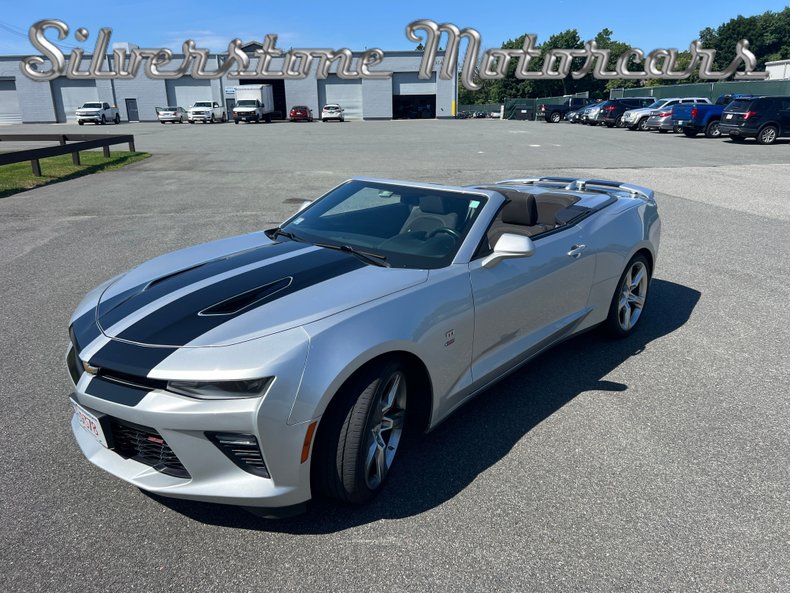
[[567, 244, 586, 258]]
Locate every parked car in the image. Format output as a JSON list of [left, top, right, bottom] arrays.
[[76, 102, 120, 125], [623, 97, 710, 131], [595, 98, 654, 127], [719, 96, 790, 144], [188, 101, 226, 124], [66, 175, 659, 517], [579, 101, 605, 125], [321, 104, 345, 122], [672, 94, 755, 138], [289, 105, 314, 122], [538, 97, 592, 123], [155, 106, 187, 124]]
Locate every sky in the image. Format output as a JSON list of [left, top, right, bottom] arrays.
[[1, 1, 787, 56]]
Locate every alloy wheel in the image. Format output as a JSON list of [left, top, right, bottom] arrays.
[[364, 371, 407, 489], [617, 261, 648, 331]]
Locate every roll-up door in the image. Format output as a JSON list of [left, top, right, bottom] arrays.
[[0, 80, 22, 124], [318, 76, 363, 120], [51, 79, 99, 122], [165, 78, 213, 109]]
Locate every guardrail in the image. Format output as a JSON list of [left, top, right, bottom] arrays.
[[0, 134, 137, 176]]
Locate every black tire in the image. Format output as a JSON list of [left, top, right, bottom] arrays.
[[160, 121, 165, 124], [210, 114, 215, 123], [234, 120, 238, 124], [265, 114, 272, 123], [705, 120, 721, 138], [549, 111, 561, 123], [756, 124, 778, 145], [683, 128, 698, 138], [605, 122, 614, 128], [637, 117, 649, 131], [602, 254, 651, 338], [615, 115, 624, 128], [312, 360, 408, 504], [672, 125, 683, 134], [78, 121, 84, 126], [730, 135, 746, 143], [114, 114, 120, 124], [100, 114, 106, 125], [322, 118, 327, 122]]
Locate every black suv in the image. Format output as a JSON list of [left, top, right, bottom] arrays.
[[595, 98, 654, 127], [719, 96, 790, 144]]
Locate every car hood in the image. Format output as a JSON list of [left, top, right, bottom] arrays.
[[189, 107, 211, 111], [95, 233, 428, 347]]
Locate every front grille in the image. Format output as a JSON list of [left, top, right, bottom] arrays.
[[110, 418, 190, 478], [206, 432, 270, 478]]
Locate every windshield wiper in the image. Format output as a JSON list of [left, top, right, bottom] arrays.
[[315, 243, 390, 267], [266, 227, 306, 243]]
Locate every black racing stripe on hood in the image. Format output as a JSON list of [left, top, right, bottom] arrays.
[[87, 340, 177, 378], [85, 376, 150, 406], [113, 247, 365, 347], [97, 239, 306, 331], [70, 311, 102, 353]]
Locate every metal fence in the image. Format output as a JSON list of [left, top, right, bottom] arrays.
[[457, 103, 502, 115], [503, 92, 589, 120], [610, 80, 790, 102]]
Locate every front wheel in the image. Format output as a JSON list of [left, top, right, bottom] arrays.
[[210, 114, 215, 123], [603, 254, 651, 338], [756, 125, 778, 145], [114, 114, 120, 124], [100, 114, 106, 125], [638, 117, 649, 131], [312, 361, 408, 504]]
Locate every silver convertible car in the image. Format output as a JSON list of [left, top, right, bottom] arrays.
[[67, 176, 660, 517]]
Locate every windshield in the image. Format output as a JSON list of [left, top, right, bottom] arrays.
[[157, 106, 178, 112], [236, 100, 257, 107], [726, 100, 754, 111], [647, 99, 668, 109], [279, 180, 487, 269], [193, 102, 212, 107], [81, 102, 103, 109]]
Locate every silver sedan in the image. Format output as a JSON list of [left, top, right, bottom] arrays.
[[67, 176, 660, 517]]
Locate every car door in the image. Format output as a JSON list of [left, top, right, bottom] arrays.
[[468, 226, 595, 383], [778, 98, 790, 134]]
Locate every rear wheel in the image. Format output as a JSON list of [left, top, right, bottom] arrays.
[[312, 360, 408, 504], [672, 125, 683, 134], [683, 128, 698, 138], [756, 125, 778, 145], [705, 120, 721, 138], [550, 111, 561, 123], [603, 254, 651, 338]]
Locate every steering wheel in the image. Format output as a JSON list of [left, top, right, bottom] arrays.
[[426, 227, 461, 241]]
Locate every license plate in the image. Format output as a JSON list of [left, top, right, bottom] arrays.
[[72, 401, 108, 447], [677, 120, 687, 126], [725, 113, 733, 119]]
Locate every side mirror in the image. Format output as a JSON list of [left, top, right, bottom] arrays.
[[297, 200, 312, 212], [482, 233, 536, 269]]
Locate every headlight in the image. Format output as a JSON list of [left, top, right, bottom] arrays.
[[166, 377, 272, 399]]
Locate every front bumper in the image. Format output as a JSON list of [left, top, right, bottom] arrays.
[[77, 114, 102, 122], [233, 112, 259, 122], [188, 113, 213, 122]]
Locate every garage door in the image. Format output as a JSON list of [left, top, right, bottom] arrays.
[[392, 72, 436, 95], [318, 76, 362, 120], [51, 79, 99, 122], [0, 80, 22, 125], [166, 78, 213, 109]]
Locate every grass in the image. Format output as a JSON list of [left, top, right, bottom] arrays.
[[0, 150, 151, 199]]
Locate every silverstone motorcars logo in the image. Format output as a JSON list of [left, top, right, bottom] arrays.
[[20, 19, 767, 89]]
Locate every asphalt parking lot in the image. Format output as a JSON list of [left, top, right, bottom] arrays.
[[1, 118, 788, 593]]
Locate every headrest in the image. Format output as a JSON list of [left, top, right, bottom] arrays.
[[419, 195, 449, 214], [501, 194, 538, 226]]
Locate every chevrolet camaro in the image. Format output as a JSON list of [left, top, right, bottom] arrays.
[[67, 176, 661, 517]]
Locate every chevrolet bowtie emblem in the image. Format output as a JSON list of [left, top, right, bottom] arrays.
[[82, 361, 100, 375]]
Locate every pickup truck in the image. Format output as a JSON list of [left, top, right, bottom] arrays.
[[188, 101, 226, 124], [76, 102, 120, 125], [538, 97, 592, 123], [672, 94, 755, 138]]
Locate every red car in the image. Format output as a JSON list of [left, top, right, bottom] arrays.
[[289, 105, 314, 122]]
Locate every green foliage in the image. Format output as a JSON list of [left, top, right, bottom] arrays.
[[457, 9, 788, 103]]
